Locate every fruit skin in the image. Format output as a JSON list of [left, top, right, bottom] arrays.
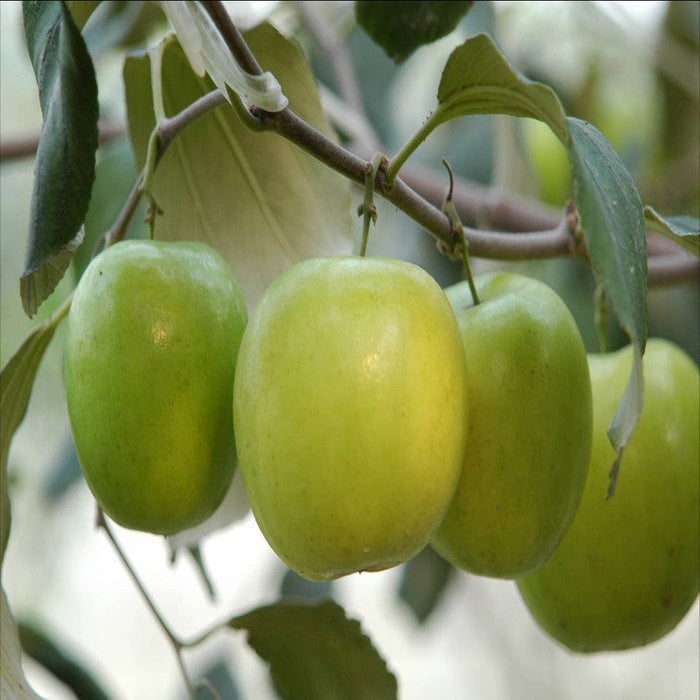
[[517, 339, 700, 652], [65, 240, 247, 535], [233, 257, 469, 581], [431, 272, 592, 578]]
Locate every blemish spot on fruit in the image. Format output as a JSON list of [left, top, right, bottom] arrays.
[[363, 547, 370, 554], [661, 596, 672, 608]]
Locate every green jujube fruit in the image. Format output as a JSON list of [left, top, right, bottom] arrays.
[[65, 240, 247, 535], [517, 339, 700, 652], [233, 257, 469, 581], [431, 273, 592, 578]]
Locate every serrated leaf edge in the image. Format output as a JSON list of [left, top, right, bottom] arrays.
[[20, 227, 84, 318]]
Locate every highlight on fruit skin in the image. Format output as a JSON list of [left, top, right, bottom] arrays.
[[233, 256, 469, 581], [517, 339, 700, 653], [64, 239, 248, 535]]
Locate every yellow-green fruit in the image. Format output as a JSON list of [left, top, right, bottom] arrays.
[[233, 257, 469, 581], [517, 339, 700, 652], [431, 273, 592, 578], [65, 240, 247, 535]]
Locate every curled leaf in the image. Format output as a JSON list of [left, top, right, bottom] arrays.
[[160, 1, 287, 112], [21, 1, 98, 317], [644, 206, 699, 257], [566, 117, 647, 495]]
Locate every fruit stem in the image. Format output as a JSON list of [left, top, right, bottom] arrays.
[[96, 509, 197, 699], [385, 113, 438, 184], [442, 158, 480, 305], [141, 129, 164, 240], [358, 153, 386, 256]]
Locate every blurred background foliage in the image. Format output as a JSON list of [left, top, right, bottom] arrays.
[[1, 2, 698, 698]]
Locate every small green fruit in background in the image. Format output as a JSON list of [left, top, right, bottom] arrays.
[[431, 272, 592, 578], [65, 240, 247, 535], [233, 257, 469, 581], [517, 339, 699, 652]]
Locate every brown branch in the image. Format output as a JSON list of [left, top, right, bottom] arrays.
[[647, 253, 700, 287], [7, 0, 698, 285], [399, 162, 561, 232], [105, 91, 228, 247], [0, 120, 126, 161], [199, 0, 262, 74]]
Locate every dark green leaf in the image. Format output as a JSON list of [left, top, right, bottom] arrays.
[[230, 600, 397, 700], [566, 117, 647, 494], [21, 1, 99, 317], [435, 33, 567, 143], [398, 546, 454, 624], [18, 623, 110, 700], [355, 1, 472, 63], [644, 206, 699, 257], [124, 26, 352, 306]]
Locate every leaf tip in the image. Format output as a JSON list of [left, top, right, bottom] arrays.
[[20, 227, 84, 318]]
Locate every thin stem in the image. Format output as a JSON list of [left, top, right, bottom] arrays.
[[96, 510, 197, 699], [182, 616, 230, 649], [385, 116, 438, 183], [158, 90, 228, 150], [90, 2, 699, 285], [104, 91, 227, 248], [104, 174, 144, 247], [441, 158, 479, 305], [459, 234, 479, 305], [149, 40, 168, 123], [358, 154, 386, 256], [199, 0, 263, 75]]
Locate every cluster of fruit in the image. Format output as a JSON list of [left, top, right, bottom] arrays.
[[64, 240, 698, 653]]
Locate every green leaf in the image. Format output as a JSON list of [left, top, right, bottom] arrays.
[[65, 0, 101, 29], [82, 0, 148, 57], [435, 33, 567, 144], [230, 600, 397, 700], [644, 206, 699, 257], [124, 25, 352, 306], [18, 623, 109, 700], [21, 1, 99, 318], [0, 299, 69, 699], [0, 298, 71, 563], [398, 546, 453, 624], [565, 117, 647, 495], [160, 1, 287, 112], [1, 591, 44, 699], [355, 1, 473, 64], [386, 32, 568, 180]]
